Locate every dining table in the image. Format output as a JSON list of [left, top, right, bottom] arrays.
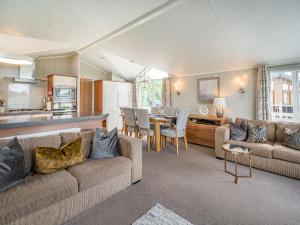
[[150, 115, 175, 152]]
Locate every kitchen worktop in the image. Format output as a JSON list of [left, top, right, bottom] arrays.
[[0, 110, 53, 117], [0, 112, 109, 129]]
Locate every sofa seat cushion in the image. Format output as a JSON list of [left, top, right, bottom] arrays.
[[226, 140, 274, 158], [273, 142, 300, 164], [67, 156, 132, 191], [0, 170, 78, 225]]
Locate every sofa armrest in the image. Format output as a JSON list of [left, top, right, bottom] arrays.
[[215, 124, 230, 158], [118, 134, 142, 183]]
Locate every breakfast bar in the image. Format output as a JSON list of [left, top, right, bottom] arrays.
[[0, 112, 108, 138]]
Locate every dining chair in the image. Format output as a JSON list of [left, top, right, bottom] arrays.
[[163, 107, 177, 116], [122, 107, 138, 138], [135, 108, 154, 151], [160, 108, 191, 155], [151, 107, 161, 115]]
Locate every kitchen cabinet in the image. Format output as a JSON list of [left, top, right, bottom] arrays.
[[0, 116, 14, 120], [48, 74, 77, 87], [14, 115, 32, 120], [80, 78, 93, 113]]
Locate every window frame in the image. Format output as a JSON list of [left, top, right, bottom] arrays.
[[270, 70, 300, 122]]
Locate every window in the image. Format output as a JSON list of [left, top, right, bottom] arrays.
[[270, 71, 300, 121], [141, 79, 163, 108]]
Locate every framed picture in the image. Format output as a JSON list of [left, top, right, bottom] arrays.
[[197, 78, 220, 104]]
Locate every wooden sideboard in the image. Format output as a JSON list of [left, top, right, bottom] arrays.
[[186, 114, 228, 148]]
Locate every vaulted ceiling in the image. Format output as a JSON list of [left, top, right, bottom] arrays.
[[1, 0, 300, 78]]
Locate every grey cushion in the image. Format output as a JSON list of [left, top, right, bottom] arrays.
[[0, 138, 26, 191], [90, 127, 119, 159], [247, 123, 267, 143], [283, 128, 300, 151], [229, 120, 247, 141]]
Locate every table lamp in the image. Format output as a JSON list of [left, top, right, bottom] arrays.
[[213, 97, 226, 118]]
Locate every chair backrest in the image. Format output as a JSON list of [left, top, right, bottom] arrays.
[[122, 108, 136, 127], [120, 107, 124, 116], [135, 109, 150, 129], [176, 108, 191, 131], [163, 107, 177, 116], [151, 107, 161, 115]]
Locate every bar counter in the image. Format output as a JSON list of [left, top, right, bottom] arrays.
[[0, 112, 108, 138]]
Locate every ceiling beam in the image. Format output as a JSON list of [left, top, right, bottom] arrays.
[[78, 0, 187, 53]]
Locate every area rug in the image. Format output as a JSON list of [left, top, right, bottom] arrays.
[[132, 203, 194, 225]]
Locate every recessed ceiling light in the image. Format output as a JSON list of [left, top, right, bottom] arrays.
[[0, 52, 33, 65]]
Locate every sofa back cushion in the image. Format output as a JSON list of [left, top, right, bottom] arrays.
[[235, 118, 276, 142], [276, 121, 300, 142], [0, 135, 61, 174], [60, 129, 94, 158]]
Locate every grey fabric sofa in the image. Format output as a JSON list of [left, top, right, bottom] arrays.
[[215, 118, 300, 180], [0, 130, 142, 225]]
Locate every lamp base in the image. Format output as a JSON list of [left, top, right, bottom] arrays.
[[216, 108, 224, 118]]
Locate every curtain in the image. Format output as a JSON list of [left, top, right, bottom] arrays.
[[256, 65, 271, 120], [132, 81, 137, 108], [161, 78, 172, 107], [132, 80, 141, 109]]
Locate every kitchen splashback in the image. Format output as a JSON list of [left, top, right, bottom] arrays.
[[0, 77, 47, 109]]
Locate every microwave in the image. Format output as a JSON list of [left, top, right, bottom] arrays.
[[54, 87, 76, 100]]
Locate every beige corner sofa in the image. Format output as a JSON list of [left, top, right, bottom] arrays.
[[215, 118, 300, 180], [0, 130, 142, 225]]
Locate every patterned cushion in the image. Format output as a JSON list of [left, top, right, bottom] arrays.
[[35, 137, 84, 174], [236, 118, 276, 142], [0, 138, 26, 191], [283, 128, 300, 151], [247, 123, 267, 143], [276, 121, 300, 142]]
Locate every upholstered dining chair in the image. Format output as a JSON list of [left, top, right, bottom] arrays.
[[160, 108, 191, 155], [122, 107, 138, 138], [151, 107, 161, 115], [163, 107, 177, 116], [135, 108, 154, 151]]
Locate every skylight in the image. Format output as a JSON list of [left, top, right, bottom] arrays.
[[146, 68, 168, 80]]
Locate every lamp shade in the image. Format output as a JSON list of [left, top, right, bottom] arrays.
[[213, 97, 226, 108]]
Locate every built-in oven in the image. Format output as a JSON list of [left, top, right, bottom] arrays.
[[54, 86, 76, 100], [53, 86, 77, 115]]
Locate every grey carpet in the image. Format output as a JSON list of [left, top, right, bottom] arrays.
[[66, 141, 300, 225]]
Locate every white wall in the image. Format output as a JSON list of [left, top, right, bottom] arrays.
[[171, 68, 257, 119], [80, 60, 109, 81], [0, 62, 19, 77]]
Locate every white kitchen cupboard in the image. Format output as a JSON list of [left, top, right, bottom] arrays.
[[50, 75, 77, 87], [102, 81, 132, 131]]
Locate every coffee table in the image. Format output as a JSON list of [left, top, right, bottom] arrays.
[[222, 143, 253, 184]]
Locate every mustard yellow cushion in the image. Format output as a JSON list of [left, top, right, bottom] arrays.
[[35, 137, 83, 174]]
